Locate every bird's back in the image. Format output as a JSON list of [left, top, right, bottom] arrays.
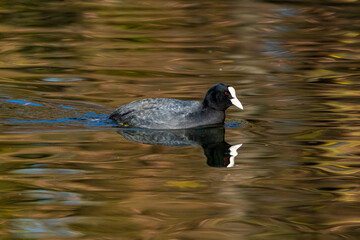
[[109, 98, 202, 129]]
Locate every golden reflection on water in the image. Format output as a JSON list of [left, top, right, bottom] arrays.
[[0, 0, 359, 239]]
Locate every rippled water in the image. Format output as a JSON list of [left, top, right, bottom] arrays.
[[0, 0, 359, 239]]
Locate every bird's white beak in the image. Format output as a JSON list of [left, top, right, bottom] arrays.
[[228, 87, 243, 110]]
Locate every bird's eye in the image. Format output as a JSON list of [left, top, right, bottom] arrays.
[[225, 92, 229, 95]]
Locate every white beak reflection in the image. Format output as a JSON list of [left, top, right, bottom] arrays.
[[227, 143, 243, 168]]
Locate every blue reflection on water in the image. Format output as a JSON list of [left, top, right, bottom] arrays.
[[42, 77, 83, 82], [277, 7, 298, 17], [1, 98, 116, 129], [2, 99, 76, 109], [3, 114, 115, 127], [59, 105, 76, 109], [224, 122, 243, 128], [10, 218, 83, 238], [3, 100, 43, 106], [10, 168, 87, 175]]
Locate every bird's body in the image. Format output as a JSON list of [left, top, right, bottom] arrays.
[[109, 83, 243, 129]]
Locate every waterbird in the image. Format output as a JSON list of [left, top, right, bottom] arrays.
[[109, 83, 243, 129]]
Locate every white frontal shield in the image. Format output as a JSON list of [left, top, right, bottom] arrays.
[[228, 87, 243, 110]]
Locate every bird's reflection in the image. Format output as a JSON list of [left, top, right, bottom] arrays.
[[117, 127, 242, 167]]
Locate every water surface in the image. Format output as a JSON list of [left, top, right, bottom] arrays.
[[0, 0, 360, 239]]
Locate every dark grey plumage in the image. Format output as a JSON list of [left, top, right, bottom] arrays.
[[109, 83, 243, 129]]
